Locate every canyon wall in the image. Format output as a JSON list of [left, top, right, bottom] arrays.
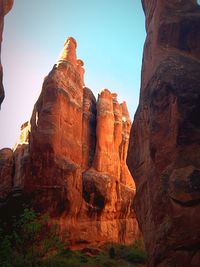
[[127, 1, 200, 266], [0, 0, 13, 105], [0, 37, 139, 247]]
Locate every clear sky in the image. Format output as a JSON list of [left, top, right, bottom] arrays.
[[0, 0, 146, 149]]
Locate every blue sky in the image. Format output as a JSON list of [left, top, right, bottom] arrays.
[[0, 0, 146, 148]]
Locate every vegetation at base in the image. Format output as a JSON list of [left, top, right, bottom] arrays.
[[0, 208, 147, 267], [0, 208, 63, 267], [41, 241, 147, 267]]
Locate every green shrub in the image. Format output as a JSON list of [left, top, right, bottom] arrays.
[[0, 208, 147, 267], [109, 246, 116, 259], [32, 240, 146, 267], [0, 231, 13, 267], [105, 240, 147, 265], [0, 208, 64, 267], [117, 241, 147, 264]]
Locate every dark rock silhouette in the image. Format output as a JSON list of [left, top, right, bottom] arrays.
[[127, 1, 200, 266], [0, 0, 13, 105]]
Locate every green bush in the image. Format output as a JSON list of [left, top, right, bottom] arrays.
[[105, 240, 147, 265], [40, 240, 147, 267], [109, 246, 116, 259], [0, 208, 64, 267], [0, 208, 147, 267], [0, 231, 13, 267]]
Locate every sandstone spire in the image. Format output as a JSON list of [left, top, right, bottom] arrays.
[[0, 37, 138, 248], [93, 89, 115, 174], [77, 59, 85, 87], [57, 37, 77, 66], [57, 37, 85, 88], [121, 101, 131, 124], [120, 101, 133, 189]]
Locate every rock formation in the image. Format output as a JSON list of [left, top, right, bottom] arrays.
[[0, 148, 13, 199], [0, 37, 139, 247], [0, 0, 13, 105], [127, 1, 200, 266]]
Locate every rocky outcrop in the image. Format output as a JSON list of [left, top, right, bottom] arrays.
[[93, 90, 120, 177], [127, 1, 200, 266], [0, 0, 13, 105], [0, 37, 139, 247], [0, 148, 13, 199]]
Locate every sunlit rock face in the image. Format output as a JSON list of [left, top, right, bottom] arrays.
[[0, 0, 13, 105], [0, 37, 139, 247], [127, 1, 200, 266], [93, 89, 120, 176]]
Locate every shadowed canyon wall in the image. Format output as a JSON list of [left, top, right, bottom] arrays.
[[0, 37, 139, 247], [0, 0, 13, 105], [127, 1, 200, 266]]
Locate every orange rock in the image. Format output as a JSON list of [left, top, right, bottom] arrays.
[[0, 37, 138, 248], [13, 121, 30, 150], [77, 59, 85, 87], [120, 102, 135, 189], [28, 38, 84, 217], [30, 38, 83, 166], [93, 89, 115, 175], [113, 93, 122, 179], [57, 37, 77, 66]]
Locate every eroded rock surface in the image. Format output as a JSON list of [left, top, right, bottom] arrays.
[[0, 37, 138, 247], [127, 1, 200, 266], [0, 0, 13, 105], [0, 148, 13, 199]]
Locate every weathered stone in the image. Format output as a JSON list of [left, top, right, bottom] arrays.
[[0, 148, 13, 199], [0, 37, 138, 247], [27, 37, 84, 217], [58, 37, 77, 66], [127, 1, 200, 266], [82, 87, 96, 170], [0, 0, 13, 105], [120, 102, 135, 189], [93, 89, 115, 175]]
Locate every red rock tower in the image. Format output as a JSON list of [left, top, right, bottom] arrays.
[[57, 37, 77, 66], [0, 37, 139, 247]]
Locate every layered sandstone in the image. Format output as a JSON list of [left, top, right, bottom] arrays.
[[127, 1, 200, 266], [0, 0, 13, 105], [0, 37, 138, 247]]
